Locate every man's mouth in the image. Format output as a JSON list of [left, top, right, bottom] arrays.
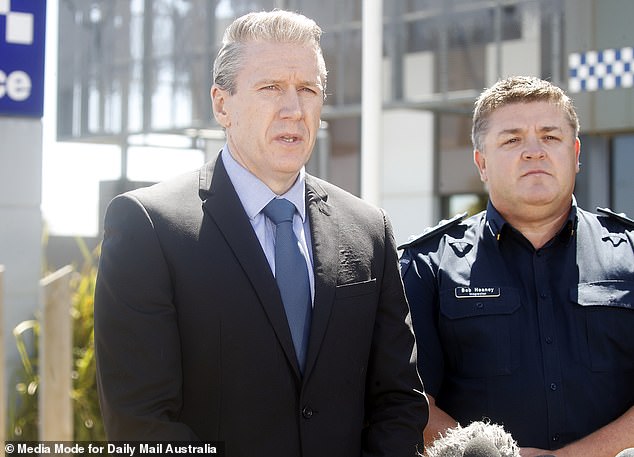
[[523, 169, 549, 177]]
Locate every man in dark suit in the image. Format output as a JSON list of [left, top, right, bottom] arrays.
[[94, 10, 427, 457]]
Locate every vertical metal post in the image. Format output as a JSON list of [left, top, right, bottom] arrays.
[[494, 0, 503, 80], [142, 0, 153, 133], [316, 122, 331, 180], [387, 0, 404, 102], [0, 266, 5, 454], [550, 12, 562, 86], [120, 3, 132, 182], [206, 0, 217, 121], [361, 0, 383, 206], [39, 266, 74, 441]]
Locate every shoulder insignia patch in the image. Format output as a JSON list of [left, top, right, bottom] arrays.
[[597, 207, 634, 229], [398, 212, 468, 250]]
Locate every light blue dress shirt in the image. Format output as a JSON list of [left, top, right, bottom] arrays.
[[221, 146, 315, 303]]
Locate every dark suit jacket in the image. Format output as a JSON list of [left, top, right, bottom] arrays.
[[94, 154, 427, 457]]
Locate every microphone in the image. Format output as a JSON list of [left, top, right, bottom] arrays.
[[462, 436, 501, 457], [615, 449, 634, 457], [424, 420, 520, 457]]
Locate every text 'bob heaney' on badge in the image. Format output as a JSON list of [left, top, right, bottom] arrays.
[[455, 286, 501, 298]]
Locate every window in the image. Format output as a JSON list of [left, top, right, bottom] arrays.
[[612, 135, 634, 216]]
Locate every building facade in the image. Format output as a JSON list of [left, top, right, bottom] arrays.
[[57, 0, 634, 243]]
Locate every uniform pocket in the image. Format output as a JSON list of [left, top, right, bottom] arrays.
[[572, 281, 634, 372], [439, 287, 521, 377]]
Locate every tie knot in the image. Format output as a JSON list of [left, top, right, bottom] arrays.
[[263, 198, 296, 225]]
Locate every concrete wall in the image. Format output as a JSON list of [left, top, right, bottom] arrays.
[[0, 118, 43, 409], [380, 51, 436, 245], [381, 109, 435, 246]]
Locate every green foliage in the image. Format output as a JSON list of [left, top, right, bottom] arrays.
[[7, 320, 40, 439], [7, 238, 105, 440]]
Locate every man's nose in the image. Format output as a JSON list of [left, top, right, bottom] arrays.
[[522, 136, 546, 159], [279, 89, 303, 119]]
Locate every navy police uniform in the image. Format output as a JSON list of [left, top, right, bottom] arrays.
[[400, 200, 634, 450]]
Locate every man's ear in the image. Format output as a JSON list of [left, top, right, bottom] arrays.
[[474, 148, 487, 182], [574, 137, 581, 173], [211, 86, 230, 128]]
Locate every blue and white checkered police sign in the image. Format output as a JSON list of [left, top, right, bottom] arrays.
[[569, 47, 634, 93], [0, 0, 46, 118]]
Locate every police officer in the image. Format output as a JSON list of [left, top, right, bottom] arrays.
[[400, 76, 634, 457]]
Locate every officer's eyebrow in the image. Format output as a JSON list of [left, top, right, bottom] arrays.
[[497, 128, 522, 136], [496, 125, 563, 136], [539, 125, 563, 133]]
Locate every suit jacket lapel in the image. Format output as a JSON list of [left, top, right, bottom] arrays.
[[199, 155, 301, 378], [303, 175, 339, 379]]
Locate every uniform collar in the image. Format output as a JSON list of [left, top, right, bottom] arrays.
[[485, 197, 578, 245], [485, 201, 508, 242]]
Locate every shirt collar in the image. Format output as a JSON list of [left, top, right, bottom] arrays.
[[221, 146, 306, 222], [485, 196, 578, 244], [561, 196, 579, 243], [485, 200, 507, 242]]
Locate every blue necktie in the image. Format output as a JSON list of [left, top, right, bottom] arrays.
[[263, 198, 312, 373]]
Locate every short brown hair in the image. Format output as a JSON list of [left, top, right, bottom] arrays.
[[471, 76, 580, 151]]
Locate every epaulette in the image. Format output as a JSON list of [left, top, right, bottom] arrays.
[[398, 212, 468, 250], [597, 207, 634, 228]]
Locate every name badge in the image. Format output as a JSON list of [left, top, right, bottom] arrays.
[[455, 286, 501, 298]]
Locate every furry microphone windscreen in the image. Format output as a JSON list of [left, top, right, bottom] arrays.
[[462, 436, 502, 457], [424, 421, 521, 457]]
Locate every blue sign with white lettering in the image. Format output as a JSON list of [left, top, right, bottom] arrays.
[[0, 0, 46, 118]]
